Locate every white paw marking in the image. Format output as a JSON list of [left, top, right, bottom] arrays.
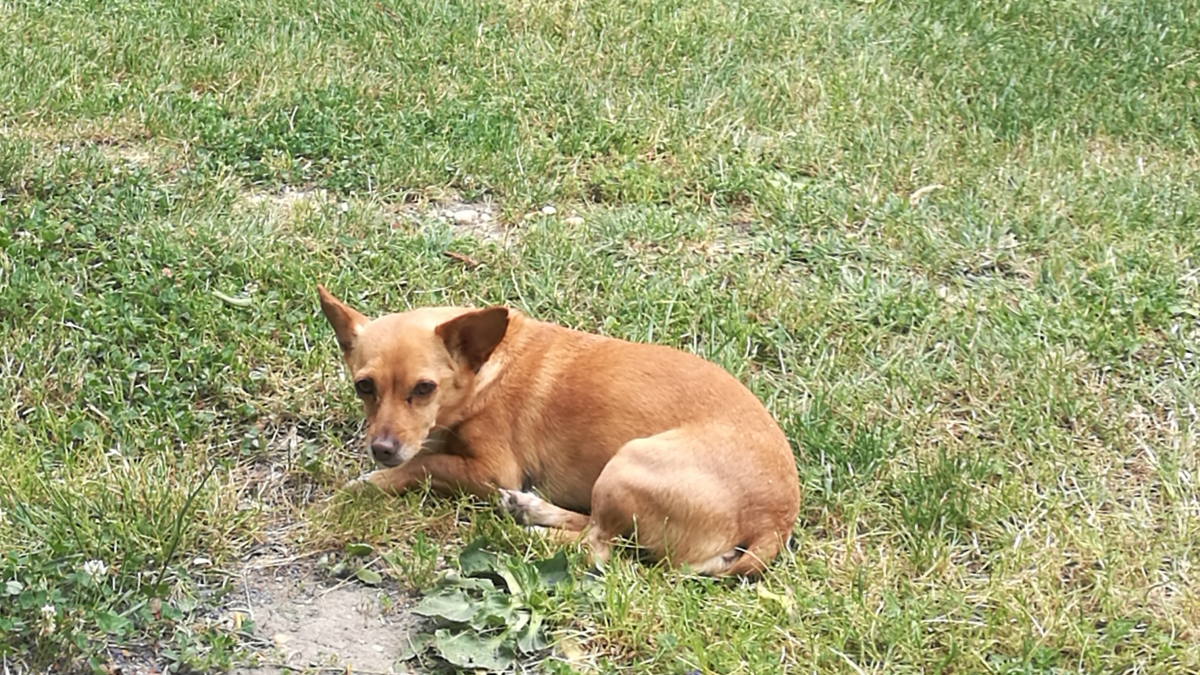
[[344, 471, 380, 492], [498, 488, 545, 524]]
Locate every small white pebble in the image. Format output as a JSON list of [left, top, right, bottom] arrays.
[[564, 215, 584, 226], [541, 204, 557, 215], [338, 201, 350, 213], [452, 209, 479, 224]]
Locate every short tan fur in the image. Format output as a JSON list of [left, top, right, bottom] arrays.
[[318, 285, 800, 576]]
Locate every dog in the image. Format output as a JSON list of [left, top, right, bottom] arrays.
[[318, 286, 800, 576]]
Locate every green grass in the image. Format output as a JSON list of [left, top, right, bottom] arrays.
[[2, 0, 1198, 671]]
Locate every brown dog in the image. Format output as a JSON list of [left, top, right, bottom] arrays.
[[318, 286, 800, 576]]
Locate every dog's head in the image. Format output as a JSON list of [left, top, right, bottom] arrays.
[[317, 286, 509, 467]]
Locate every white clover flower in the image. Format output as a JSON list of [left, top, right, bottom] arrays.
[[38, 604, 56, 636], [82, 559, 109, 583]]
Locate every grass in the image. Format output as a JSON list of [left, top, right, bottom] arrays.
[[1, 0, 1198, 671]]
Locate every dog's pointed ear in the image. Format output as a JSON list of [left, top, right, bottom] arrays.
[[317, 285, 369, 353], [436, 307, 509, 371]]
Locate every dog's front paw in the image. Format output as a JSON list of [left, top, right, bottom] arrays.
[[344, 471, 386, 494], [498, 488, 542, 525]]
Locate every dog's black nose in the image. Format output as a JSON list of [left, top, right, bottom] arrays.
[[370, 437, 398, 463]]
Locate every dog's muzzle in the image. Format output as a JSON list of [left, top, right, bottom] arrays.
[[370, 437, 406, 467]]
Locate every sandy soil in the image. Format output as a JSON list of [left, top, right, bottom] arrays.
[[230, 563, 427, 675]]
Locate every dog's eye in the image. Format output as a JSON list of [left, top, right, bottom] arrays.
[[354, 378, 375, 397], [410, 380, 437, 398]]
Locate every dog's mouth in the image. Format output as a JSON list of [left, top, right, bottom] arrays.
[[375, 454, 405, 468]]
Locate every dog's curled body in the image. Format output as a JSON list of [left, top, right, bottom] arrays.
[[319, 286, 800, 576]]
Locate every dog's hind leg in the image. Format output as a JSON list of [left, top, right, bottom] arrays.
[[584, 429, 795, 576], [499, 489, 590, 532]]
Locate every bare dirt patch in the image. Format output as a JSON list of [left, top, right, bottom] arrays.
[[215, 423, 438, 675], [234, 186, 337, 227], [233, 185, 515, 249], [230, 563, 425, 675], [383, 198, 515, 247], [6, 117, 180, 172]]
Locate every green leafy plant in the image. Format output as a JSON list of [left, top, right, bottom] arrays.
[[326, 542, 385, 585], [385, 532, 441, 589], [400, 537, 593, 672]]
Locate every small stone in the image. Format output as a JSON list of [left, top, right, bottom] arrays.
[[338, 201, 350, 213], [273, 633, 291, 647], [541, 204, 557, 215], [564, 216, 584, 226], [452, 209, 479, 224]]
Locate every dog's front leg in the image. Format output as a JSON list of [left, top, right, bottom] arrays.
[[353, 452, 519, 499]]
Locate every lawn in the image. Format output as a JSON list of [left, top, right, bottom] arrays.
[[1, 0, 1198, 672]]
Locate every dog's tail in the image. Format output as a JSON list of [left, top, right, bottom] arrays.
[[691, 533, 787, 577]]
